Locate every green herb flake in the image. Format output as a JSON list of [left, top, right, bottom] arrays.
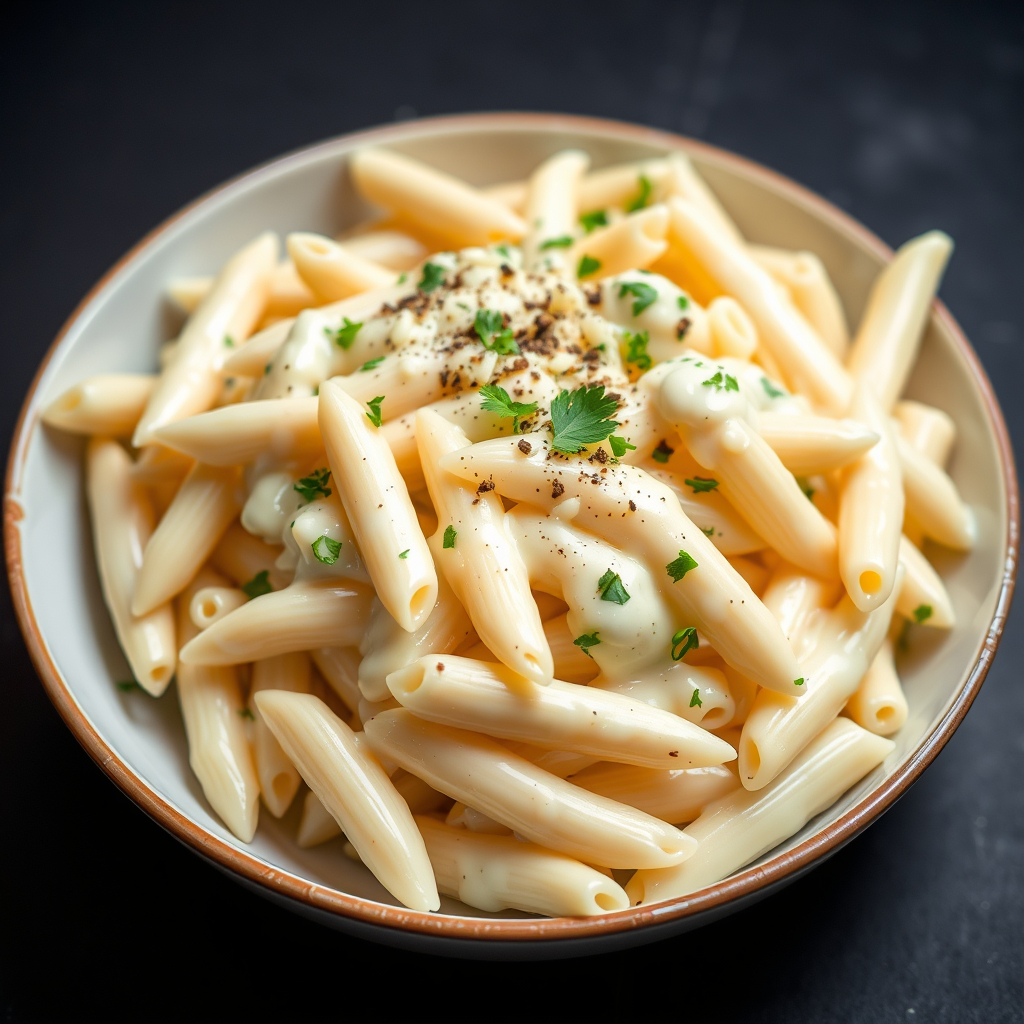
[[577, 254, 602, 279], [223, 335, 235, 348], [312, 535, 343, 565], [623, 329, 652, 371], [626, 174, 653, 213], [701, 525, 715, 537], [361, 356, 385, 372], [549, 384, 620, 454], [540, 235, 574, 250], [677, 295, 690, 311], [796, 476, 815, 501], [685, 476, 719, 493], [689, 687, 703, 708], [365, 395, 385, 428], [325, 317, 363, 349], [116, 679, 142, 693], [597, 569, 630, 605], [618, 280, 658, 317], [609, 435, 636, 458], [264, 363, 272, 375], [443, 525, 457, 549], [794, 677, 805, 687], [242, 570, 273, 599], [703, 370, 739, 392], [761, 376, 786, 399], [479, 383, 538, 434], [666, 550, 698, 583], [238, 707, 255, 721], [652, 439, 675, 464], [474, 309, 520, 355], [397, 273, 407, 284], [671, 627, 699, 661], [573, 631, 602, 658], [312, 385, 319, 396], [398, 549, 410, 559], [294, 468, 332, 504], [494, 244, 512, 260], [913, 604, 933, 624], [418, 262, 446, 292], [579, 209, 608, 233]]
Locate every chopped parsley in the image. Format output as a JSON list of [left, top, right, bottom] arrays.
[[474, 309, 520, 355], [609, 435, 636, 458], [701, 525, 715, 537], [577, 254, 602, 279], [619, 280, 658, 316], [397, 273, 407, 284], [116, 679, 143, 693], [242, 570, 273, 599], [666, 550, 698, 583], [677, 295, 690, 311], [418, 262, 446, 292], [794, 677, 805, 686], [703, 370, 739, 392], [540, 235, 574, 250], [796, 476, 815, 501], [398, 549, 410, 559], [913, 604, 933, 624], [494, 244, 512, 260], [671, 627, 699, 661], [623, 329, 652, 371], [312, 535, 342, 565], [443, 525, 457, 549], [685, 476, 719, 493], [238, 707, 255, 721], [652, 439, 675, 464], [365, 395, 385, 428], [573, 631, 602, 658], [479, 383, 538, 433], [579, 209, 608, 233], [223, 335, 235, 348], [597, 569, 630, 605], [264, 363, 272, 375], [325, 317, 363, 349], [361, 356, 385, 372], [761, 376, 786, 399], [294, 468, 332, 504], [626, 174, 653, 213], [549, 384, 620, 454], [689, 688, 703, 708]]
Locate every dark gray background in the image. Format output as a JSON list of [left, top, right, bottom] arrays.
[[2, 2, 1021, 1020]]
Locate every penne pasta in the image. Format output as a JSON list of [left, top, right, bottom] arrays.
[[896, 534, 955, 628], [897, 435, 976, 550], [568, 205, 669, 281], [706, 296, 758, 360], [757, 411, 879, 475], [340, 229, 428, 271], [221, 317, 293, 377], [760, 561, 839, 652], [845, 638, 907, 735], [893, 399, 956, 467], [665, 151, 743, 244], [544, 612, 600, 684], [287, 232, 398, 302], [189, 585, 247, 630], [297, 789, 343, 847], [522, 149, 590, 271], [209, 520, 290, 592], [311, 646, 365, 714], [41, 374, 155, 437], [578, 158, 672, 213]]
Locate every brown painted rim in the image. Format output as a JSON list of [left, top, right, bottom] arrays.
[[5, 112, 1018, 944]]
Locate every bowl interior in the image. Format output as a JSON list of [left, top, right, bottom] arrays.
[[8, 116, 1011, 931]]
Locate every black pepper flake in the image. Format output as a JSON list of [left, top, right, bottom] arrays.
[[518, 439, 532, 455], [629, 500, 637, 512], [588, 447, 609, 464], [476, 479, 495, 495], [668, 750, 679, 758], [676, 317, 692, 340], [551, 479, 565, 499]]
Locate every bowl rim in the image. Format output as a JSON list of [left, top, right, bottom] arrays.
[[5, 110, 1018, 944]]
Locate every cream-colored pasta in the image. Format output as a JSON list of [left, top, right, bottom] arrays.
[[838, 383, 904, 611], [179, 578, 373, 665], [504, 743, 600, 779], [522, 149, 590, 270], [626, 718, 894, 903], [319, 380, 437, 632], [221, 317, 294, 377], [846, 231, 953, 412], [417, 815, 629, 917], [748, 245, 850, 359], [416, 408, 552, 684], [287, 232, 398, 302], [254, 691, 439, 912], [310, 646, 363, 713], [482, 179, 528, 212], [544, 612, 600, 684], [570, 761, 739, 823], [297, 789, 343, 847], [392, 769, 450, 814], [41, 374, 155, 437], [896, 534, 955, 628], [170, 260, 316, 320], [665, 151, 744, 244], [364, 709, 695, 869], [568, 205, 669, 280], [340, 229, 427, 271], [893, 399, 956, 467], [209, 521, 289, 592], [189, 585, 247, 630], [446, 801, 512, 834], [85, 439, 176, 694], [845, 638, 907, 735], [897, 435, 976, 550], [134, 232, 277, 446], [757, 411, 879, 475], [132, 462, 243, 616], [706, 296, 758, 360], [175, 568, 259, 842], [386, 655, 735, 769], [760, 561, 839, 652], [739, 566, 901, 790], [349, 147, 526, 247], [728, 555, 769, 597], [578, 158, 672, 213]]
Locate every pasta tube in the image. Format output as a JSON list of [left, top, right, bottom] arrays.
[[132, 463, 243, 616], [319, 380, 437, 632], [222, 317, 293, 377], [386, 655, 736, 769], [297, 789, 343, 847], [626, 718, 894, 903], [417, 408, 551, 684], [340, 230, 427, 271], [846, 231, 953, 412], [287, 232, 398, 301], [311, 646, 363, 713], [706, 296, 758, 360], [838, 383, 904, 611], [254, 691, 440, 912], [209, 521, 289, 592], [417, 816, 629, 917], [170, 260, 316, 320], [845, 639, 907, 735], [739, 567, 901, 791], [897, 436, 976, 550], [578, 158, 672, 212], [568, 205, 669, 280], [349, 148, 526, 247], [85, 439, 176, 694], [896, 534, 954, 628], [134, 232, 277, 445], [665, 151, 743, 244], [544, 613, 600, 684], [175, 568, 259, 841], [42, 374, 155, 437], [364, 709, 695, 869], [439, 436, 801, 695], [189, 585, 247, 630], [760, 561, 839, 652], [757, 412, 879, 475], [179, 578, 373, 665], [523, 149, 589, 270], [893, 399, 955, 467]]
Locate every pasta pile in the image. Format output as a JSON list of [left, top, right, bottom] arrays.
[[42, 143, 970, 918]]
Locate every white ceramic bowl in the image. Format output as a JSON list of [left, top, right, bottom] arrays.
[[6, 114, 1017, 959]]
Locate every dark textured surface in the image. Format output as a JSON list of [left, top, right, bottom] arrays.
[[2, 2, 1022, 1020]]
